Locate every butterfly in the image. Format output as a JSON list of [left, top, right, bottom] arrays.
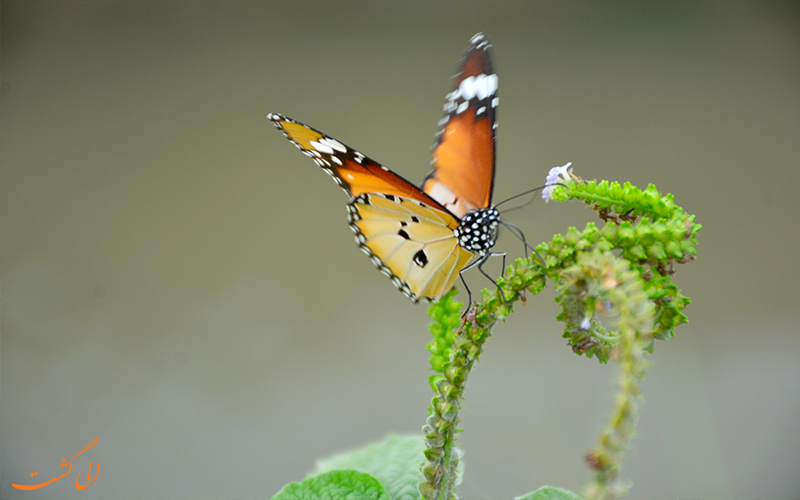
[[268, 33, 503, 303]]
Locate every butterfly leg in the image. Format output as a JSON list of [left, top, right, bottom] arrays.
[[459, 272, 474, 313], [458, 250, 508, 314], [500, 220, 531, 257], [500, 220, 547, 266], [478, 252, 509, 303], [500, 220, 548, 269]]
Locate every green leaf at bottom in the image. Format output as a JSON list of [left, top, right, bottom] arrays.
[[272, 469, 389, 500], [314, 434, 425, 500], [516, 485, 583, 500]]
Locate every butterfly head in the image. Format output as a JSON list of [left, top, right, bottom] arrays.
[[454, 208, 500, 255]]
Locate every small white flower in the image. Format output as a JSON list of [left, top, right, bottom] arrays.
[[542, 162, 573, 203], [580, 316, 592, 330]]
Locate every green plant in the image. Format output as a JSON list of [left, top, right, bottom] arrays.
[[272, 167, 701, 500]]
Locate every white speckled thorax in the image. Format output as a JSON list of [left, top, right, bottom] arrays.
[[454, 208, 500, 254]]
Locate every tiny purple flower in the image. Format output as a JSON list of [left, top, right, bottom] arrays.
[[542, 162, 573, 203]]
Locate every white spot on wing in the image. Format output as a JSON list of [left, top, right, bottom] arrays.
[[309, 140, 334, 155], [319, 137, 347, 153], [456, 74, 498, 101]]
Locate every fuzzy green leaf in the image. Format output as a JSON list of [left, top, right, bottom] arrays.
[[515, 485, 583, 500], [272, 470, 389, 500], [313, 434, 426, 500]]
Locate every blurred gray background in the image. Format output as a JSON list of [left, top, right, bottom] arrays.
[[2, 1, 799, 499]]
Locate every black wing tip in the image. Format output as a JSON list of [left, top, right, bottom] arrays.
[[267, 113, 287, 132], [462, 33, 494, 76], [469, 32, 492, 51], [267, 112, 288, 124]]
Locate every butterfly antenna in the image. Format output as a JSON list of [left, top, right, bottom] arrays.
[[494, 185, 547, 209], [495, 182, 569, 212]]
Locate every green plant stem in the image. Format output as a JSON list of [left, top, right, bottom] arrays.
[[419, 175, 700, 500], [419, 260, 545, 500], [583, 318, 646, 500], [556, 251, 654, 499]]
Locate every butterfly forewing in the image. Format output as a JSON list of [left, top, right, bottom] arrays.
[[423, 33, 497, 218], [269, 113, 445, 207], [348, 194, 474, 302]]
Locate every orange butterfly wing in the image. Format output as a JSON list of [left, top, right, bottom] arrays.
[[269, 114, 446, 207], [423, 33, 497, 218], [268, 113, 474, 302]]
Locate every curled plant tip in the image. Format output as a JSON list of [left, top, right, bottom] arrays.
[[557, 250, 654, 345], [542, 173, 700, 342]]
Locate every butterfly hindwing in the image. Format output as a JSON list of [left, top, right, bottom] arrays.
[[423, 32, 497, 218], [348, 193, 474, 302]]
